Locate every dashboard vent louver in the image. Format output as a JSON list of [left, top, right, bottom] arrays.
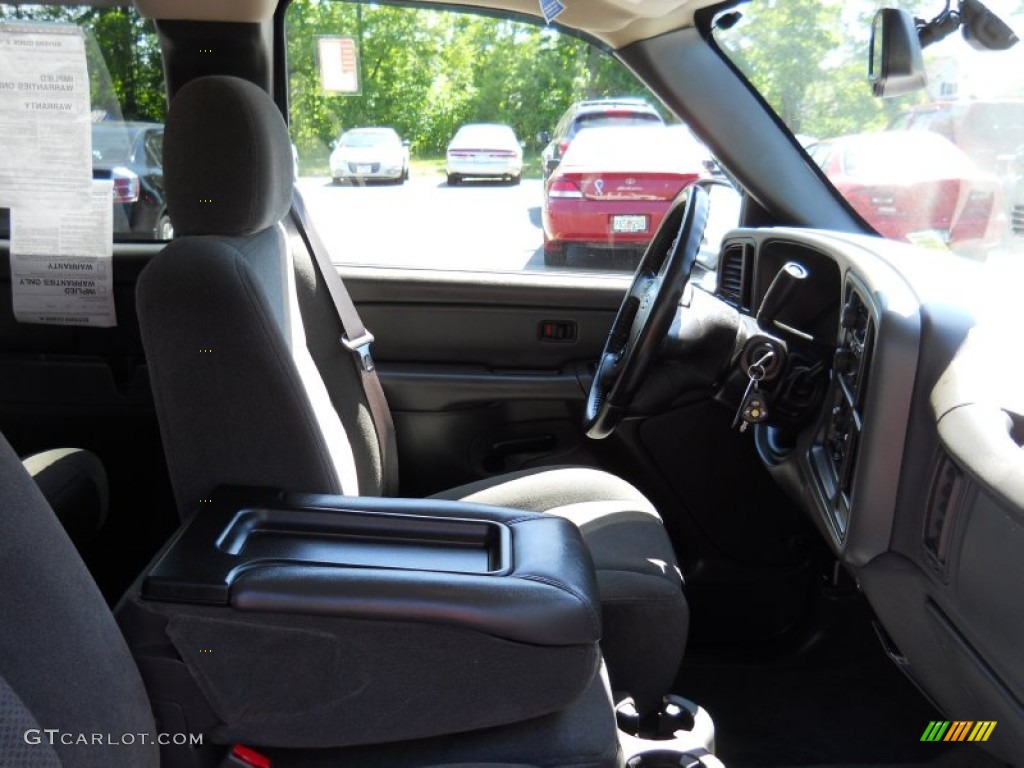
[[718, 243, 749, 309], [924, 452, 965, 573]]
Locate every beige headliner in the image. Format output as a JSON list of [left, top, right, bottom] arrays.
[[134, 0, 715, 48]]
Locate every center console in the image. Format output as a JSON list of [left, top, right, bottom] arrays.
[[116, 487, 604, 751], [809, 277, 875, 545]]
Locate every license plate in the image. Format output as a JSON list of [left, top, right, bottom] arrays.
[[612, 214, 648, 234], [356, 164, 372, 174]]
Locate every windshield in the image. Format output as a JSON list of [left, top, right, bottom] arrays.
[[341, 131, 396, 147], [91, 126, 134, 164], [715, 0, 1024, 262]]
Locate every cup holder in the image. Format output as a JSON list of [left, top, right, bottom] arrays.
[[616, 694, 719, 767]]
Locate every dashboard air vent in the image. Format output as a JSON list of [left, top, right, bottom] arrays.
[[718, 243, 748, 309], [924, 453, 965, 573]]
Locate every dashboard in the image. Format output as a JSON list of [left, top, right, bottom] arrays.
[[712, 227, 1024, 762]]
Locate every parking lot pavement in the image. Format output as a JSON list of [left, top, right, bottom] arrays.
[[296, 175, 547, 272]]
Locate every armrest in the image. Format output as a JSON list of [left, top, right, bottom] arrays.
[[142, 487, 600, 646], [120, 486, 604, 749]]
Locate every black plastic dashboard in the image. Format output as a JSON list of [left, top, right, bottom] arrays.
[[716, 228, 920, 565], [714, 227, 1024, 763]]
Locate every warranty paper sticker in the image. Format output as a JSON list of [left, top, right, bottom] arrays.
[[0, 22, 92, 208], [11, 180, 117, 327]]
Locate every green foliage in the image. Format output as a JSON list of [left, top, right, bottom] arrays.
[[720, 0, 902, 139], [0, 0, 664, 158], [0, 4, 165, 122], [286, 0, 653, 156]]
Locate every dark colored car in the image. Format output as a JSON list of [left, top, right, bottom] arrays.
[[808, 131, 1003, 246], [538, 97, 664, 178], [91, 121, 171, 240], [542, 125, 704, 265]]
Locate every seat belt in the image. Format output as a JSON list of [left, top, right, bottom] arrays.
[[290, 189, 399, 496]]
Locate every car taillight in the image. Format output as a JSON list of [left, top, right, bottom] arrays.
[[111, 166, 140, 203], [548, 179, 583, 199]]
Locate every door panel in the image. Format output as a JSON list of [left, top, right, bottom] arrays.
[[342, 269, 625, 494], [344, 266, 822, 647]]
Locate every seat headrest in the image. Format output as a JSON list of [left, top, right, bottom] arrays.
[[164, 76, 293, 237]]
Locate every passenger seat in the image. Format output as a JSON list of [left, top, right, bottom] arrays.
[[21, 446, 108, 544]]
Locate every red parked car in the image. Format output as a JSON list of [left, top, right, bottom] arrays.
[[807, 131, 1004, 247], [542, 125, 706, 267]]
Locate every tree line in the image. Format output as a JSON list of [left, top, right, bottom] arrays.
[[285, 0, 647, 156], [3, 0, 964, 158]]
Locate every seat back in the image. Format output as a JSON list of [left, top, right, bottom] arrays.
[[0, 432, 157, 768], [137, 76, 381, 515]]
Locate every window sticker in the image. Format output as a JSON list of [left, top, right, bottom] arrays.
[[11, 179, 116, 327], [0, 22, 92, 208], [318, 37, 360, 94], [539, 0, 566, 24]]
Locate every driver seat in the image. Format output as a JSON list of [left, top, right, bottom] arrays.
[[135, 75, 688, 718]]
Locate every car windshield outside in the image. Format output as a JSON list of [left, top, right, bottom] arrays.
[[714, 0, 1024, 264], [340, 128, 399, 147]]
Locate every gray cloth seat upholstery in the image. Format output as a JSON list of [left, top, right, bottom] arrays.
[[0, 426, 620, 767], [22, 447, 108, 544], [0, 434, 158, 768], [136, 75, 688, 716]]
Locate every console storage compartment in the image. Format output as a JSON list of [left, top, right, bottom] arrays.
[[116, 487, 602, 749]]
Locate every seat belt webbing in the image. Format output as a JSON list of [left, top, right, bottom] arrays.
[[290, 189, 399, 496]]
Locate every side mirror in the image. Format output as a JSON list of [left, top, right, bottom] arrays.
[[869, 9, 927, 97], [402, 138, 411, 147], [537, 131, 550, 145], [330, 139, 339, 149]]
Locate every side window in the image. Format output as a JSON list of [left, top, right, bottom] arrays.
[[0, 5, 168, 242], [286, 0, 717, 275]]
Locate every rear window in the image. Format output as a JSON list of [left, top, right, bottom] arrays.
[[842, 133, 974, 178], [91, 126, 134, 164], [575, 112, 662, 131], [452, 125, 517, 144], [961, 103, 1024, 147], [563, 126, 706, 172]]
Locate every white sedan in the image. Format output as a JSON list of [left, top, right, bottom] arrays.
[[446, 123, 523, 185], [329, 126, 410, 184]]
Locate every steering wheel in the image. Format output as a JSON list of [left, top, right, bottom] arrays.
[[585, 184, 710, 439]]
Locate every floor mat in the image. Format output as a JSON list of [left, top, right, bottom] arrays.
[[675, 597, 1007, 768]]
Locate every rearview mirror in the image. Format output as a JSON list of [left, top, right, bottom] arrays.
[[869, 9, 927, 97]]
